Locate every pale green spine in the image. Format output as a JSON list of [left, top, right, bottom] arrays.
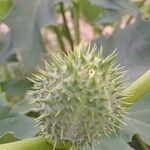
[[29, 44, 128, 149]]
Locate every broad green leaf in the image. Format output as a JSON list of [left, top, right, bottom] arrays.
[[116, 0, 139, 16], [93, 0, 139, 24], [97, 10, 125, 24], [95, 16, 150, 81], [98, 138, 133, 150], [120, 93, 150, 145], [0, 93, 38, 139], [0, 93, 8, 106], [0, 132, 20, 144], [12, 98, 33, 115], [141, 3, 150, 20], [0, 0, 12, 21], [86, 136, 133, 150], [1, 79, 32, 97], [91, 0, 121, 10], [0, 31, 17, 64], [55, 0, 72, 6], [0, 115, 37, 139], [92, 0, 138, 12], [79, 0, 104, 23], [4, 0, 56, 71]]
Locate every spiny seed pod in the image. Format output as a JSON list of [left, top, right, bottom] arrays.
[[28, 43, 128, 149]]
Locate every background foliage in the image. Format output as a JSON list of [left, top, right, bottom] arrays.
[[0, 0, 150, 149]]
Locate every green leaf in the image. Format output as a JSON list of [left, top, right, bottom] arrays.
[[0, 32, 17, 64], [93, 0, 139, 24], [0, 93, 38, 139], [92, 0, 138, 12], [0, 132, 20, 144], [91, 0, 121, 10], [1, 79, 32, 97], [0, 93, 8, 106], [0, 0, 12, 21], [86, 136, 133, 150], [141, 3, 150, 20], [4, 0, 56, 71], [95, 16, 150, 81], [120, 93, 150, 145], [12, 98, 33, 115], [79, 0, 104, 23], [0, 115, 37, 139], [55, 0, 72, 6]]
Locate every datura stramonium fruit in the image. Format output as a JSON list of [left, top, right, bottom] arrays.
[[28, 43, 128, 149]]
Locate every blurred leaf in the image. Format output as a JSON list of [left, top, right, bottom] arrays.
[[0, 0, 12, 21], [0, 31, 17, 64], [92, 0, 138, 13], [0, 93, 8, 106], [3, 0, 57, 71], [86, 136, 133, 150], [0, 132, 20, 144], [95, 15, 150, 81], [97, 9, 125, 24], [0, 115, 37, 139], [117, 0, 139, 16], [91, 0, 122, 10], [0, 93, 38, 139], [93, 0, 139, 24], [55, 0, 72, 6], [141, 3, 150, 20], [79, 0, 104, 23], [1, 79, 32, 97], [120, 93, 150, 145], [12, 98, 33, 115], [142, 3, 150, 14]]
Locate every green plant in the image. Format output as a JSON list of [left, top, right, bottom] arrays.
[[0, 0, 150, 150]]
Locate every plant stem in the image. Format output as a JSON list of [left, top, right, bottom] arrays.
[[0, 136, 71, 150], [123, 70, 150, 107], [49, 25, 67, 55], [0, 136, 52, 150], [59, 2, 74, 51], [72, 0, 80, 44], [134, 134, 149, 150]]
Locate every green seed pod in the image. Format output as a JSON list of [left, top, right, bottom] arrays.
[[28, 43, 127, 149]]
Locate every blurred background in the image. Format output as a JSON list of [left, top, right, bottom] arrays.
[[0, 0, 150, 149]]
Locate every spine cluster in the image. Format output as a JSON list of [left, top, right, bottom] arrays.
[[28, 44, 127, 149]]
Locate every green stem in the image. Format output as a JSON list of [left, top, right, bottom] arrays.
[[49, 25, 67, 55], [134, 134, 149, 150], [123, 70, 150, 108], [72, 0, 80, 44], [59, 2, 74, 50], [0, 136, 71, 150], [0, 136, 52, 150]]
